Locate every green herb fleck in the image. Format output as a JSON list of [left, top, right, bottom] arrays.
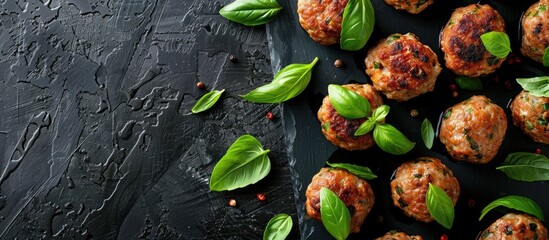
[[322, 122, 331, 131], [443, 109, 452, 119], [531, 223, 538, 232], [396, 186, 404, 195], [538, 117, 548, 125], [398, 198, 408, 208], [543, 103, 549, 111], [482, 231, 492, 239], [373, 61, 381, 69], [414, 173, 422, 178]]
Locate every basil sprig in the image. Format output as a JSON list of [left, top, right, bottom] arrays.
[[241, 57, 319, 103], [496, 152, 549, 182], [480, 31, 511, 59], [455, 76, 483, 91], [421, 118, 434, 149], [320, 187, 351, 240], [516, 76, 549, 97], [479, 195, 544, 221], [219, 0, 282, 26], [328, 84, 371, 119], [263, 214, 293, 240], [340, 0, 375, 51], [192, 89, 226, 114], [543, 46, 549, 67], [209, 134, 271, 191], [326, 161, 377, 180], [354, 105, 389, 136], [426, 183, 455, 229]]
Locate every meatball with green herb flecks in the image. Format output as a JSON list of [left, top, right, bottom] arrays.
[[383, 0, 433, 14], [510, 90, 549, 144], [376, 231, 423, 240], [478, 213, 548, 240], [297, 0, 347, 45], [521, 0, 549, 64]]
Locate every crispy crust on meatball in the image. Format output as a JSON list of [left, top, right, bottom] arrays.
[[479, 213, 549, 240], [318, 84, 384, 151], [297, 0, 347, 45], [390, 157, 460, 223], [305, 167, 375, 233], [383, 0, 433, 14], [510, 90, 549, 144], [521, 0, 549, 63], [439, 95, 507, 164], [440, 4, 507, 77], [376, 231, 424, 240], [365, 33, 441, 101]]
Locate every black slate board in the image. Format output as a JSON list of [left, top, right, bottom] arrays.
[[267, 0, 549, 239]]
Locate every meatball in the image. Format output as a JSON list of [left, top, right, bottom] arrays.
[[318, 84, 384, 151], [376, 231, 423, 240], [439, 95, 507, 164], [521, 0, 549, 63], [440, 4, 507, 77], [510, 90, 549, 144], [297, 0, 346, 45], [305, 167, 375, 233], [478, 213, 548, 240], [365, 33, 441, 101], [390, 157, 460, 223], [383, 0, 433, 14]]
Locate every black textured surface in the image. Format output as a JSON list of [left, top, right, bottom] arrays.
[[267, 0, 549, 239], [0, 0, 298, 239]]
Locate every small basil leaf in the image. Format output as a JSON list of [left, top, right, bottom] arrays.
[[496, 152, 549, 182], [263, 214, 293, 240], [241, 57, 319, 103], [326, 161, 377, 180], [543, 46, 549, 67], [371, 105, 390, 122], [209, 134, 271, 191], [479, 195, 544, 221], [340, 0, 375, 51], [354, 118, 376, 136], [320, 187, 351, 240], [373, 123, 415, 155], [455, 76, 483, 91], [421, 118, 435, 149], [426, 183, 455, 229], [328, 84, 371, 119], [192, 89, 226, 114], [480, 31, 511, 59], [219, 0, 282, 26], [516, 76, 549, 97]]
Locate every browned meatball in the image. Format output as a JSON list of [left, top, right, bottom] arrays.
[[318, 84, 384, 151], [305, 167, 375, 233], [478, 213, 548, 240], [365, 33, 441, 101], [440, 4, 507, 77], [439, 95, 507, 164], [521, 0, 549, 63], [390, 157, 460, 223], [297, 0, 346, 45], [383, 0, 433, 14], [376, 231, 424, 240], [510, 90, 549, 144]]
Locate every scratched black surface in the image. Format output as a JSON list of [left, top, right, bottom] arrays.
[[0, 0, 300, 239], [267, 0, 549, 239]]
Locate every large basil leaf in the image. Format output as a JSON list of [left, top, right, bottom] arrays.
[[426, 183, 455, 229], [209, 134, 271, 191], [373, 123, 415, 155], [455, 76, 483, 91], [516, 76, 549, 97], [219, 0, 282, 26], [320, 187, 351, 240], [328, 84, 371, 119], [479, 195, 544, 221], [496, 152, 549, 182], [340, 0, 375, 51], [421, 118, 434, 149], [326, 161, 377, 180], [241, 57, 318, 103], [192, 89, 226, 114], [543, 46, 549, 67], [263, 213, 293, 240], [480, 31, 511, 59]]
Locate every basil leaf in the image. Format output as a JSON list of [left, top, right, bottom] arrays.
[[209, 134, 271, 191], [328, 84, 371, 119], [373, 123, 415, 155], [426, 183, 455, 229], [479, 195, 544, 221], [354, 118, 376, 136], [516, 76, 549, 97], [326, 161, 377, 180], [192, 89, 226, 114], [480, 31, 511, 59], [496, 152, 549, 182], [421, 118, 434, 149], [371, 105, 390, 122], [455, 76, 483, 91], [320, 187, 351, 240], [241, 57, 318, 103], [219, 0, 282, 26], [543, 46, 549, 67], [263, 213, 293, 240], [340, 0, 375, 51]]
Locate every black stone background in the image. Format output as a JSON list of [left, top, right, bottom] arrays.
[[0, 0, 299, 239]]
